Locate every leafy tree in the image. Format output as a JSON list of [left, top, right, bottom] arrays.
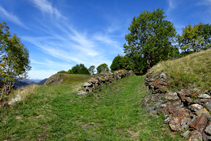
[[177, 23, 205, 53], [110, 55, 133, 72], [68, 64, 90, 75], [88, 65, 95, 75], [0, 22, 31, 100], [123, 9, 176, 72], [97, 63, 109, 74], [110, 55, 123, 72]]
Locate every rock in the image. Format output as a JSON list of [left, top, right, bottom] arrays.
[[165, 92, 179, 101], [172, 100, 182, 106], [83, 82, 92, 87], [169, 108, 192, 131], [194, 99, 211, 105], [8, 94, 22, 105], [189, 114, 208, 132], [196, 108, 210, 117], [202, 132, 211, 141], [204, 113, 211, 121], [163, 117, 169, 124], [193, 88, 201, 93], [181, 130, 191, 138], [159, 72, 168, 79], [198, 94, 211, 99], [205, 124, 211, 135], [206, 102, 211, 111], [188, 130, 202, 141], [77, 91, 88, 95], [146, 107, 155, 112], [191, 104, 203, 112], [177, 89, 193, 97]]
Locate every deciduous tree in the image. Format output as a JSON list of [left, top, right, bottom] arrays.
[[97, 63, 109, 74], [123, 9, 176, 72]]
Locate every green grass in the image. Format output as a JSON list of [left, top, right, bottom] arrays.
[[150, 49, 211, 91], [0, 75, 184, 140]]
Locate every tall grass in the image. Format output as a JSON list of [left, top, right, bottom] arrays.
[[150, 50, 211, 90]]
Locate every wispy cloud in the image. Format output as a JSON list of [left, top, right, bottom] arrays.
[[30, 0, 65, 19], [0, 5, 27, 28]]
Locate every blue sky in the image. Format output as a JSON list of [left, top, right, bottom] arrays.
[[0, 0, 211, 79]]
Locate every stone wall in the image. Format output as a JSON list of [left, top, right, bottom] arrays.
[[77, 70, 134, 95], [144, 72, 211, 140]]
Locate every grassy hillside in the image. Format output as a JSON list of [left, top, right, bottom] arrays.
[[0, 75, 184, 140], [150, 49, 211, 91]]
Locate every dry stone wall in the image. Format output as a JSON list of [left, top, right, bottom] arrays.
[[144, 72, 211, 141], [77, 70, 134, 95]]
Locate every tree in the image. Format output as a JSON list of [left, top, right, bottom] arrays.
[[0, 22, 31, 100], [68, 64, 90, 75], [88, 65, 95, 75], [110, 55, 123, 72], [97, 63, 109, 74], [177, 23, 211, 53], [123, 9, 176, 72]]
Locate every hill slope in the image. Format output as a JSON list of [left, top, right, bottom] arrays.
[[149, 49, 211, 91], [0, 75, 184, 140]]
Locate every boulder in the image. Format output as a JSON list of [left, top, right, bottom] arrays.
[[189, 114, 208, 132], [196, 108, 210, 117], [83, 82, 92, 87], [205, 124, 211, 135], [177, 89, 193, 97], [165, 92, 179, 101], [188, 130, 202, 141], [169, 108, 192, 131], [198, 94, 211, 99], [191, 104, 203, 112]]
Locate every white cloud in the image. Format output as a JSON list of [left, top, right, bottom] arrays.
[[30, 0, 65, 19], [0, 6, 27, 28]]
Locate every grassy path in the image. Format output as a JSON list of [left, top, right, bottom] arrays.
[[0, 76, 184, 140]]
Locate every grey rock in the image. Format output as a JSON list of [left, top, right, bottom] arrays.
[[206, 102, 211, 111], [77, 91, 88, 95], [181, 130, 190, 138], [165, 92, 179, 101], [159, 72, 168, 79], [188, 130, 202, 141], [198, 94, 211, 99], [193, 88, 201, 93], [204, 113, 211, 121], [205, 124, 211, 135], [146, 107, 155, 112], [8, 94, 22, 105], [191, 104, 203, 112], [83, 82, 92, 87], [163, 117, 169, 124]]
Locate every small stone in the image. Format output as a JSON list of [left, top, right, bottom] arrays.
[[190, 104, 203, 112], [196, 108, 210, 117], [77, 91, 88, 95], [205, 124, 211, 135], [146, 107, 155, 112], [165, 92, 179, 101], [181, 130, 190, 138], [193, 88, 201, 93], [83, 82, 92, 87], [198, 94, 211, 99], [163, 117, 169, 124]]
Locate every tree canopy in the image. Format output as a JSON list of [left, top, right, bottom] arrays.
[[0, 22, 31, 100], [97, 63, 109, 74], [68, 64, 90, 75], [123, 9, 176, 72], [110, 55, 133, 72], [88, 65, 95, 75]]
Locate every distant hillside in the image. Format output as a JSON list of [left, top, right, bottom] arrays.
[[149, 49, 211, 90], [37, 78, 48, 85]]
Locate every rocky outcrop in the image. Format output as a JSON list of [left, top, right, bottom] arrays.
[[44, 74, 63, 86], [78, 70, 134, 94], [144, 71, 211, 141]]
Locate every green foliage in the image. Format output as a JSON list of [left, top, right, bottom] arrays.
[[123, 9, 176, 72], [110, 55, 133, 72], [88, 65, 95, 75], [57, 70, 67, 74], [97, 63, 109, 74], [0, 22, 31, 100], [68, 64, 90, 75], [178, 23, 211, 54]]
